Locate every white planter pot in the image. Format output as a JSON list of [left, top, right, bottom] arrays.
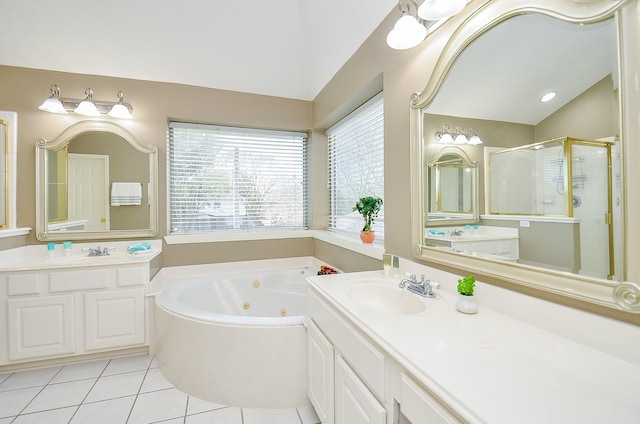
[[456, 294, 478, 314]]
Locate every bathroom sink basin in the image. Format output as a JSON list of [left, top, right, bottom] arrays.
[[346, 284, 426, 315]]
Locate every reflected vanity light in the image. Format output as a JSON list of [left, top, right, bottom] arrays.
[[435, 125, 483, 145], [39, 85, 134, 119]]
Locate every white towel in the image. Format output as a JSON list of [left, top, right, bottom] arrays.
[[111, 182, 142, 206]]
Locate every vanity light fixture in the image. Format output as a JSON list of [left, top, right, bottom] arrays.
[[38, 85, 134, 119], [435, 125, 483, 145], [107, 91, 133, 119], [418, 0, 466, 21], [387, 0, 467, 49], [74, 88, 100, 116], [38, 85, 67, 114], [386, 1, 427, 50]]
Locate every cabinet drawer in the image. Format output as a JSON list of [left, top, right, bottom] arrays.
[[49, 269, 110, 292], [117, 266, 147, 287], [400, 373, 460, 424], [309, 292, 385, 400], [7, 274, 41, 296]]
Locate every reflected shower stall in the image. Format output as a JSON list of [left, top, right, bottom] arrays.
[[487, 137, 621, 280]]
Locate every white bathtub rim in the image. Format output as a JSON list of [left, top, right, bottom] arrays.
[[150, 255, 331, 294], [154, 301, 304, 327]]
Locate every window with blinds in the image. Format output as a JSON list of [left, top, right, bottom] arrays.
[[168, 122, 308, 234], [327, 92, 384, 239]]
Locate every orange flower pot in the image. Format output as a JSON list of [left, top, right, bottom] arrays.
[[360, 231, 375, 244]]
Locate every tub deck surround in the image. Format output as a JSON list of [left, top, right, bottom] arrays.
[[0, 239, 162, 271], [307, 271, 640, 423], [152, 256, 335, 409]]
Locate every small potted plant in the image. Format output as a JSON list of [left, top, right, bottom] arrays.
[[353, 196, 383, 243], [456, 275, 478, 314]]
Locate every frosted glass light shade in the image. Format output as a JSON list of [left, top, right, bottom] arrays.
[[38, 97, 67, 114], [386, 14, 427, 50], [438, 133, 454, 144], [418, 0, 466, 21], [454, 133, 468, 144], [74, 100, 100, 116], [108, 103, 133, 119], [468, 134, 483, 145]]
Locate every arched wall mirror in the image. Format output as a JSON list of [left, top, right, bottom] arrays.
[[36, 120, 158, 241], [426, 146, 478, 225], [410, 0, 640, 313]]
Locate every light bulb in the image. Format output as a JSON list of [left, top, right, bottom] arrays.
[[74, 100, 100, 116], [386, 14, 427, 50], [108, 103, 133, 119], [418, 0, 466, 21]]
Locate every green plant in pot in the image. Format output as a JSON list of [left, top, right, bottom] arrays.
[[457, 275, 475, 296], [353, 196, 383, 243], [456, 275, 478, 314]]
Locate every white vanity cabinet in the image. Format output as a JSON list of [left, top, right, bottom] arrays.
[[307, 292, 386, 424], [308, 288, 462, 424], [0, 263, 150, 366]]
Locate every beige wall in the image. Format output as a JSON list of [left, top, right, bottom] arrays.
[[536, 75, 618, 141], [0, 65, 319, 263]]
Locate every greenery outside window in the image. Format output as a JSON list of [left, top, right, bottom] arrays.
[[168, 122, 308, 234]]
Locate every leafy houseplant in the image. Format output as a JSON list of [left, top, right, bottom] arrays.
[[456, 275, 477, 314], [353, 196, 383, 243], [457, 275, 476, 296]]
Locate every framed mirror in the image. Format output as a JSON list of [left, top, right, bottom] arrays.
[[0, 118, 8, 228], [426, 146, 478, 225], [36, 120, 158, 241], [410, 0, 640, 312]]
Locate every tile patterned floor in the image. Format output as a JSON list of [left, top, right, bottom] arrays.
[[0, 355, 320, 424]]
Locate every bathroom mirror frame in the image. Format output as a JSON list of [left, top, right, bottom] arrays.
[[36, 120, 159, 241], [409, 0, 640, 313], [426, 146, 478, 225], [0, 118, 8, 229]]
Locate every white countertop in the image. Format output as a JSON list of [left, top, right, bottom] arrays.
[[307, 271, 640, 424], [0, 240, 162, 271]]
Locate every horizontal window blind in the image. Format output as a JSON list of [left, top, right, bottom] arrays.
[[327, 92, 384, 239], [168, 122, 308, 234]]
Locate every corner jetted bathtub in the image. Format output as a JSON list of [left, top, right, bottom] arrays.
[[151, 256, 335, 408]]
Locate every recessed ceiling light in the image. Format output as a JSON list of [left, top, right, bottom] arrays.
[[540, 91, 557, 103]]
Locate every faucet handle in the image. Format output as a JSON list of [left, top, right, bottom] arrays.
[[404, 272, 417, 282], [428, 281, 441, 290]]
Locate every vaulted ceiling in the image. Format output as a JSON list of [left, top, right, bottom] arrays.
[[1, 0, 398, 100]]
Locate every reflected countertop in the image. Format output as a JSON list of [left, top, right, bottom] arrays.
[[307, 271, 640, 424]]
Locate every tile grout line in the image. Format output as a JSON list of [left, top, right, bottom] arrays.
[[66, 358, 112, 423], [125, 357, 154, 424], [10, 363, 66, 419]]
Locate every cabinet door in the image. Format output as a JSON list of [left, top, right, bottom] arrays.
[[307, 319, 335, 424], [84, 288, 144, 351], [8, 295, 75, 360], [334, 354, 385, 424]]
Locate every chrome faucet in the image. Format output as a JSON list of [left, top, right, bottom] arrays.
[[84, 246, 113, 257], [399, 273, 440, 298]]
